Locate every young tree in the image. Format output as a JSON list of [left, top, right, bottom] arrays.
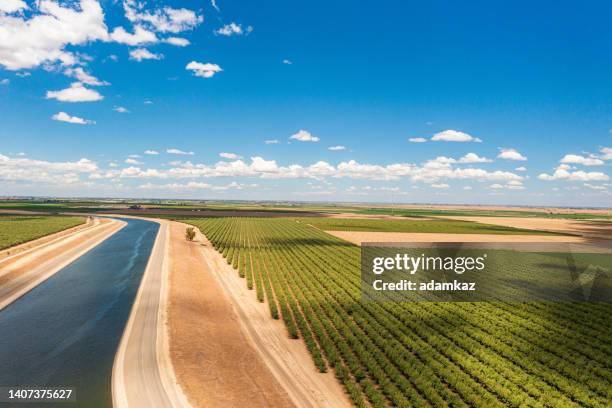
[[185, 227, 196, 241]]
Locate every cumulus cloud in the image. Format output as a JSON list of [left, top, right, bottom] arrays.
[[538, 164, 609, 181], [599, 147, 612, 161], [144, 150, 159, 155], [219, 152, 241, 160], [515, 166, 527, 172], [431, 183, 450, 189], [560, 154, 603, 166], [290, 130, 319, 142], [458, 153, 492, 163], [166, 148, 194, 155], [186, 61, 222, 78], [46, 82, 103, 102], [139, 181, 253, 191], [164, 37, 189, 46], [122, 0, 203, 33], [0, 0, 108, 70], [110, 26, 157, 45], [64, 67, 109, 86], [409, 137, 427, 143], [215, 22, 252, 36], [328, 145, 346, 151], [113, 106, 129, 113], [51, 111, 94, 125], [0, 0, 28, 14], [0, 153, 97, 184], [282, 59, 292, 65], [129, 48, 163, 61], [125, 158, 142, 165], [497, 148, 527, 161], [431, 130, 482, 143]]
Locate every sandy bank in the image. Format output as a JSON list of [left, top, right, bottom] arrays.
[[0, 217, 125, 311]]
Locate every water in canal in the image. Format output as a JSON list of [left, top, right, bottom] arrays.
[[0, 218, 159, 407]]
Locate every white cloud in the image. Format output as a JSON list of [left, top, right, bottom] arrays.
[[0, 153, 97, 184], [144, 99, 153, 105], [599, 147, 612, 161], [290, 130, 320, 142], [215, 22, 252, 36], [489, 183, 504, 189], [129, 48, 163, 61], [431, 130, 482, 143], [538, 164, 609, 182], [219, 152, 241, 160], [409, 137, 427, 143], [186, 61, 222, 78], [164, 37, 189, 46], [211, 0, 220, 12], [497, 148, 527, 161], [265, 139, 279, 144], [515, 166, 527, 172], [122, 0, 203, 33], [125, 158, 143, 165], [328, 145, 346, 151], [51, 111, 94, 125], [431, 183, 450, 189], [584, 183, 607, 191], [0, 79, 9, 85], [166, 148, 194, 155], [463, 186, 473, 190], [560, 154, 603, 166], [128, 154, 141, 158], [0, 0, 108, 70], [64, 67, 108, 86], [458, 153, 492, 163], [109, 26, 157, 45], [0, 0, 28, 14], [282, 59, 292, 65], [46, 82, 103, 102], [113, 106, 129, 113], [144, 150, 159, 155]]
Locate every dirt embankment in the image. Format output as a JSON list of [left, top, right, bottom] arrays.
[[0, 217, 125, 310], [167, 221, 295, 408]]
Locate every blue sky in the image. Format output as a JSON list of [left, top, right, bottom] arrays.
[[0, 0, 611, 206]]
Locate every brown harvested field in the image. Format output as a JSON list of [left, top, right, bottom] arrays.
[[378, 204, 612, 215], [434, 216, 612, 238], [327, 230, 592, 245], [167, 221, 294, 408]]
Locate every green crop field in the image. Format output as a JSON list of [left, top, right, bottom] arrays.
[[186, 217, 611, 408], [0, 215, 86, 250], [297, 217, 561, 235]]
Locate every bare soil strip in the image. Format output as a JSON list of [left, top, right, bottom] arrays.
[[182, 223, 351, 408], [167, 221, 294, 407], [0, 217, 125, 311], [433, 216, 612, 239]]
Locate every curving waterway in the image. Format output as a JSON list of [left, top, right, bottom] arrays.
[[0, 218, 159, 407]]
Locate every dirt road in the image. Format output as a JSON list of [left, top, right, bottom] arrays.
[[112, 219, 191, 408], [191, 225, 351, 408], [0, 217, 125, 311], [167, 221, 294, 407]]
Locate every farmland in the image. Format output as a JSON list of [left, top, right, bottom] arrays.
[[187, 217, 612, 408], [0, 215, 85, 250], [297, 217, 561, 235]]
